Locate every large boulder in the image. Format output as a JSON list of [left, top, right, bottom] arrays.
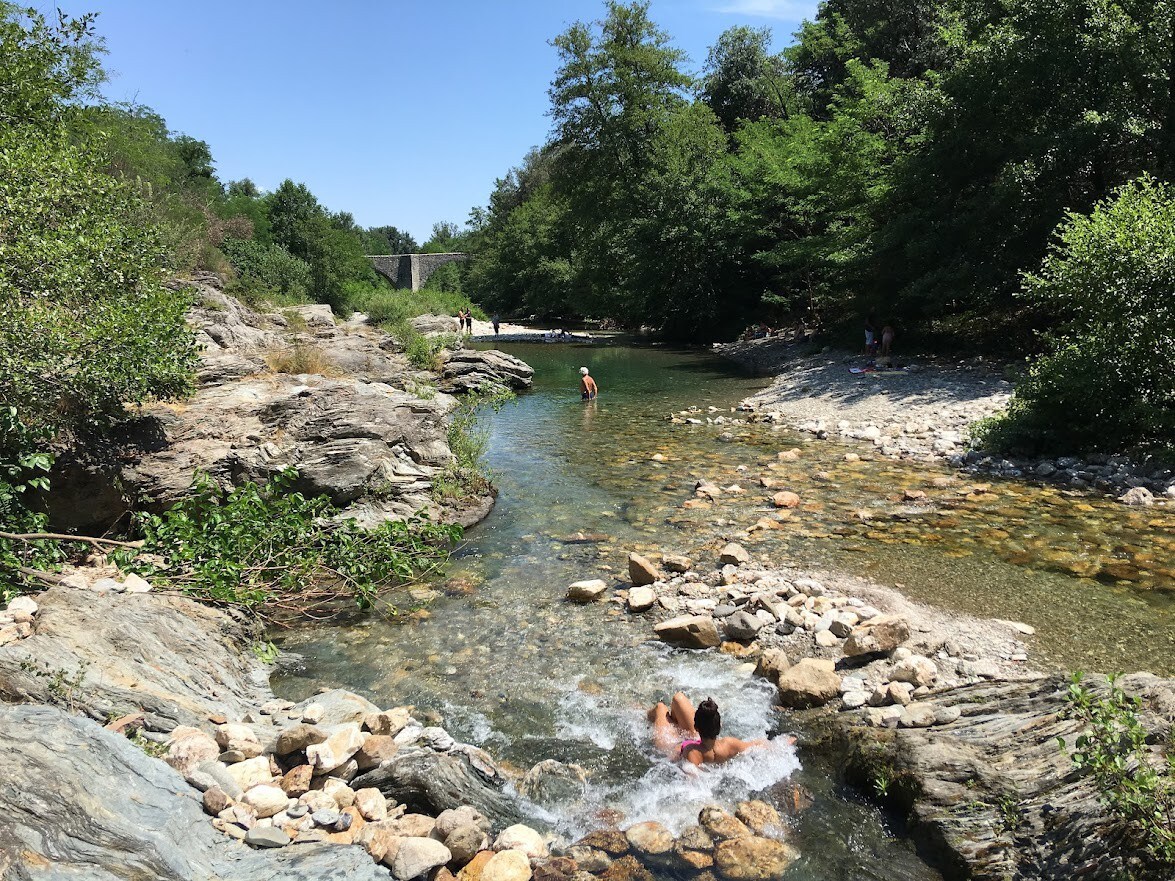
[[0, 704, 388, 880], [776, 658, 841, 708], [843, 673, 1175, 881], [654, 615, 722, 649], [45, 284, 518, 533], [843, 615, 910, 658], [0, 586, 270, 730], [440, 349, 534, 393], [353, 747, 519, 828]]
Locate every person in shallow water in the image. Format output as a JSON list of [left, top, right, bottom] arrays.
[[579, 366, 598, 401], [648, 693, 768, 767]]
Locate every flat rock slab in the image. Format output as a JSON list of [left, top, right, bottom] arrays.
[[0, 704, 388, 880], [0, 586, 271, 730]]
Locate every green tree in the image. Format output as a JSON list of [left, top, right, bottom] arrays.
[[0, 5, 196, 432], [700, 26, 791, 133], [976, 176, 1175, 454]]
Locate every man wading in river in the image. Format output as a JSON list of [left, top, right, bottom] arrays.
[[579, 366, 597, 401]]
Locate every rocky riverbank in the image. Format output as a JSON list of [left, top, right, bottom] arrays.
[[47, 276, 534, 535], [565, 544, 1174, 880], [0, 577, 807, 881], [714, 339, 1175, 503]]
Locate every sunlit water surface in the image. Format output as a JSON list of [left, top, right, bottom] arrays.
[[275, 341, 1174, 879]]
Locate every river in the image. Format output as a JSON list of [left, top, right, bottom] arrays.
[[274, 339, 1174, 879]]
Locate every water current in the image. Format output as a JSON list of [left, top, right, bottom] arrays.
[[274, 340, 1174, 880]]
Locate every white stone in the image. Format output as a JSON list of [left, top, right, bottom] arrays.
[[567, 579, 609, 603], [241, 785, 289, 818], [226, 755, 273, 791], [392, 837, 452, 880], [301, 703, 325, 724], [814, 630, 838, 648], [891, 656, 938, 688], [306, 724, 364, 773], [626, 586, 656, 612], [841, 691, 868, 709], [122, 573, 152, 593], [494, 823, 548, 859], [6, 596, 38, 616]]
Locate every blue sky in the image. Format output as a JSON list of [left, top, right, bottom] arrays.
[[49, 0, 819, 243]]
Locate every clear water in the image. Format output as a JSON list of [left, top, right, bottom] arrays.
[[274, 340, 1174, 879]]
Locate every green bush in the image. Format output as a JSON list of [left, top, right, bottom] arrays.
[[0, 8, 197, 434], [112, 469, 461, 617], [433, 384, 515, 503], [1061, 673, 1175, 876], [221, 236, 312, 306], [0, 408, 71, 602], [975, 176, 1175, 455]]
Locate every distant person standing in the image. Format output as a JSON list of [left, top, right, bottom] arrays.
[[492, 313, 500, 335], [579, 366, 598, 401], [456, 308, 467, 334], [864, 314, 878, 357], [881, 323, 896, 357]]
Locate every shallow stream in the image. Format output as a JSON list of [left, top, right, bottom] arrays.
[[274, 341, 1174, 879]]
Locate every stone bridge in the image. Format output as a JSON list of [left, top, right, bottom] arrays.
[[368, 253, 468, 292]]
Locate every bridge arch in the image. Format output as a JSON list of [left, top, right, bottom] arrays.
[[368, 252, 468, 292]]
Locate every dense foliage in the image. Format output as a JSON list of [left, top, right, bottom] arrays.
[[0, 6, 197, 434], [470, 0, 1175, 340], [0, 5, 478, 603], [975, 178, 1175, 454], [112, 470, 461, 618], [1062, 673, 1175, 876], [463, 0, 1175, 450]]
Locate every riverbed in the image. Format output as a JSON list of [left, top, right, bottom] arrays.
[[274, 340, 1173, 879]]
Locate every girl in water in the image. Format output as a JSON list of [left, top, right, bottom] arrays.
[[648, 693, 768, 767]]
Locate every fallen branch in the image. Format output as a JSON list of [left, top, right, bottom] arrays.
[[0, 531, 143, 549]]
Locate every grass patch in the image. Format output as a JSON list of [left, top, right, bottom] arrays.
[[264, 339, 341, 376], [432, 384, 515, 505]]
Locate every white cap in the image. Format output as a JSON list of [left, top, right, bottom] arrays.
[[580, 367, 590, 375]]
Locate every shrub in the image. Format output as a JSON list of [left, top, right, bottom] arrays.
[[975, 177, 1175, 455], [1, 8, 197, 435], [111, 469, 461, 618], [433, 384, 514, 503], [1061, 673, 1175, 876], [0, 408, 70, 602], [221, 236, 312, 306]]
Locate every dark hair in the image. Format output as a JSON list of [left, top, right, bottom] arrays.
[[694, 698, 721, 739]]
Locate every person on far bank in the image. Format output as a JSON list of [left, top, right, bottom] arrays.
[[864, 314, 878, 357], [881, 323, 895, 357], [492, 313, 500, 335], [579, 366, 597, 401]]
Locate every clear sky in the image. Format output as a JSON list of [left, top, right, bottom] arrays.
[[48, 0, 819, 243]]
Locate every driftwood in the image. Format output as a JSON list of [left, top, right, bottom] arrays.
[[0, 531, 143, 549]]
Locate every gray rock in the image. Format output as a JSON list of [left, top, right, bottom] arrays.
[[353, 746, 519, 828], [439, 348, 534, 393], [0, 586, 271, 730], [245, 826, 291, 848], [0, 704, 390, 879], [722, 610, 763, 643]]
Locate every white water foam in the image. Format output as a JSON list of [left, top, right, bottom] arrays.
[[534, 645, 801, 837]]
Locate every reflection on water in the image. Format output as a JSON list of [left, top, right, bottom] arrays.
[[274, 341, 1172, 880]]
